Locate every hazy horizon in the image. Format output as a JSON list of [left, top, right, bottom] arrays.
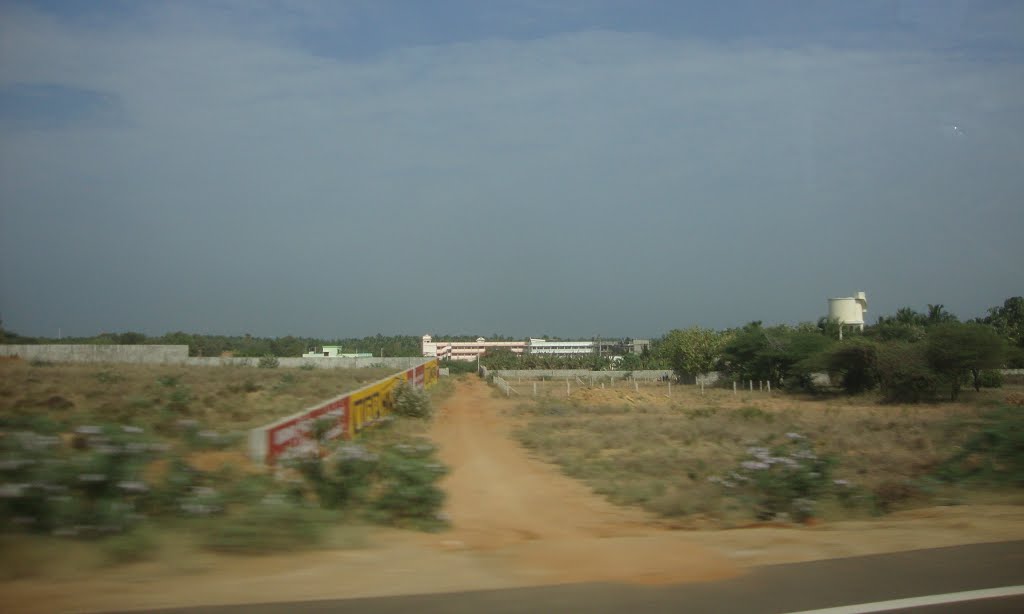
[[2, 1, 1022, 340]]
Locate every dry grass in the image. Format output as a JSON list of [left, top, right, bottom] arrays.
[[511, 381, 1024, 524], [0, 359, 396, 435]]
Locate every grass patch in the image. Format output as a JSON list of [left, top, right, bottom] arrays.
[[511, 382, 1024, 525], [199, 500, 333, 554]]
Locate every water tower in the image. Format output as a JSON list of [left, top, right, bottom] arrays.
[[827, 291, 868, 339]]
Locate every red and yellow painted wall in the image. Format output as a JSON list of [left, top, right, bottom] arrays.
[[249, 359, 439, 464]]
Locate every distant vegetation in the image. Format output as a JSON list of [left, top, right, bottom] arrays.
[[481, 296, 1024, 402], [3, 297, 1022, 396]]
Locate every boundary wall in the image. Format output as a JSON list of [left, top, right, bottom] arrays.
[[248, 359, 439, 464], [187, 356, 427, 369], [0, 344, 189, 363], [483, 368, 673, 381], [0, 345, 424, 369]]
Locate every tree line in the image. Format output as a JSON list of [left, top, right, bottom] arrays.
[[3, 296, 1021, 400], [655, 297, 1024, 402]]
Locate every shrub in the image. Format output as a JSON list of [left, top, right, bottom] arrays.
[[443, 360, 478, 375], [710, 433, 834, 522], [926, 323, 1006, 399], [372, 440, 448, 529], [166, 386, 191, 413], [393, 382, 433, 419], [257, 355, 280, 369], [825, 339, 878, 394], [290, 443, 378, 509], [157, 375, 181, 388], [978, 370, 1003, 389], [0, 425, 155, 535], [876, 342, 938, 403]]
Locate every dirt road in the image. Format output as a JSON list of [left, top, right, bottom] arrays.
[[426, 377, 738, 584]]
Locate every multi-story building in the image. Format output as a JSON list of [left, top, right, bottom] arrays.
[[525, 338, 595, 355], [421, 335, 526, 362], [422, 335, 649, 362]]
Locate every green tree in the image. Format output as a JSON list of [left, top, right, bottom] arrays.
[[876, 342, 938, 403], [721, 323, 831, 388], [660, 327, 730, 381], [984, 297, 1024, 367], [925, 323, 1007, 400], [823, 338, 878, 394], [926, 304, 958, 326]]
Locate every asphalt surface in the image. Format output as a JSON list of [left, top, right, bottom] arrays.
[[133, 540, 1024, 614]]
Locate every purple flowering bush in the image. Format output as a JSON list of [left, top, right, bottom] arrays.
[[710, 432, 835, 521], [0, 425, 156, 536]]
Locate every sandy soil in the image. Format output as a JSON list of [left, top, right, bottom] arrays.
[[2, 377, 1022, 613]]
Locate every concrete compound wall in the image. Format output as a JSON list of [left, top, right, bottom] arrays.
[[186, 356, 429, 369], [485, 368, 674, 381], [0, 344, 189, 363], [0, 345, 425, 369]]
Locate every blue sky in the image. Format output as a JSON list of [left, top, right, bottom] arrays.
[[1, 1, 1022, 339]]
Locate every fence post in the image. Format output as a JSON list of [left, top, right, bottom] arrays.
[[766, 381, 771, 394], [749, 380, 753, 392], [733, 381, 737, 396]]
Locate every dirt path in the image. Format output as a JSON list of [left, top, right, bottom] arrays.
[[424, 377, 738, 584], [2, 377, 1022, 613]]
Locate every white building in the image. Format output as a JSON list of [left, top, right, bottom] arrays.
[[302, 346, 373, 358], [525, 338, 595, 355], [421, 335, 526, 362]]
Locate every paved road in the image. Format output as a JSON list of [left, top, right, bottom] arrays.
[[138, 541, 1024, 614]]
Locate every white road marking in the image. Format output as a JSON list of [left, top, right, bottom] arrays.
[[785, 585, 1024, 614]]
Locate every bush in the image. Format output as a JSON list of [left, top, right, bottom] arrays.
[[825, 339, 878, 394], [442, 360, 478, 375], [0, 425, 155, 535], [393, 382, 433, 419], [372, 440, 448, 529], [257, 355, 280, 369], [978, 370, 1003, 389], [290, 443, 378, 509], [876, 342, 938, 403], [711, 433, 834, 522]]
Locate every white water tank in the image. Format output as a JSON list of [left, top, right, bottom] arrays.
[[828, 291, 868, 329]]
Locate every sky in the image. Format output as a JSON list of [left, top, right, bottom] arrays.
[[1, 0, 1022, 340]]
